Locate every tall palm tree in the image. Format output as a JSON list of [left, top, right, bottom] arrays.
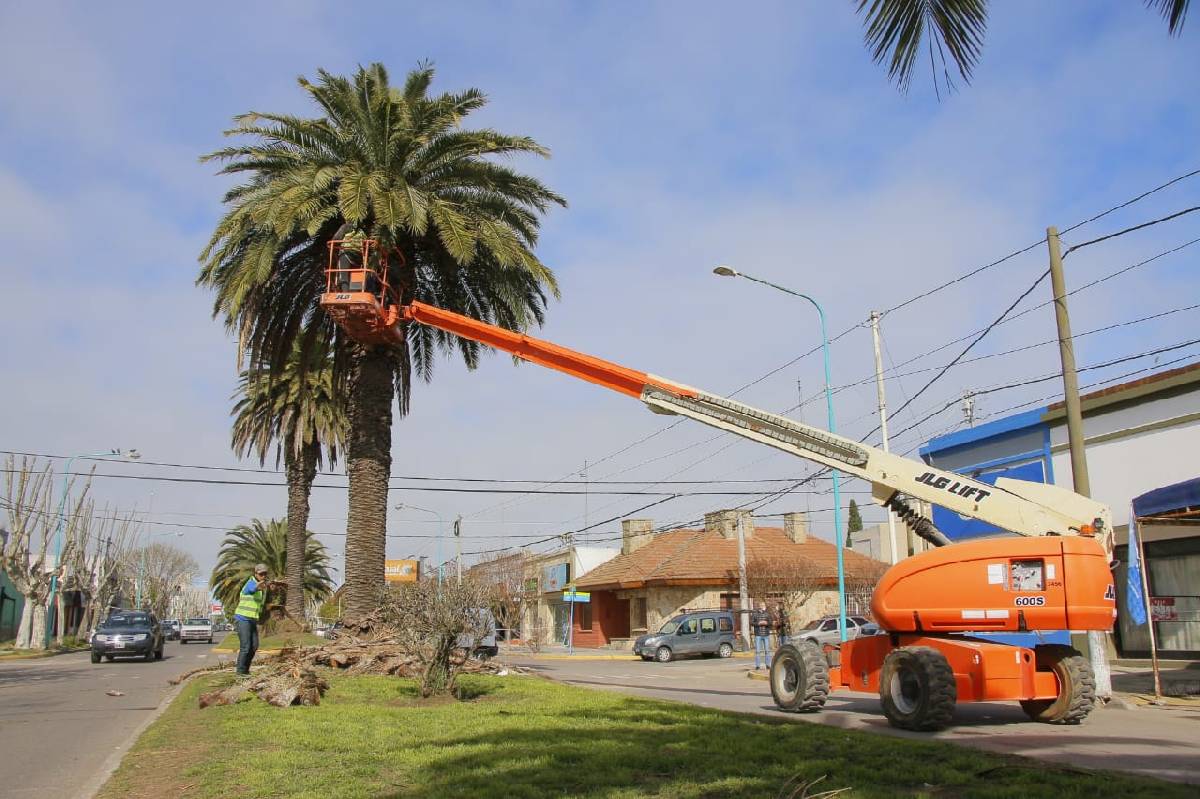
[[198, 63, 564, 619], [856, 0, 1190, 94], [231, 342, 346, 622], [210, 518, 334, 620]]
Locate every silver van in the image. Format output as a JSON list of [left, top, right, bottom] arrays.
[[633, 610, 737, 662]]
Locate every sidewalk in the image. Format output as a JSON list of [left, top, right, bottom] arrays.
[[500, 643, 754, 661]]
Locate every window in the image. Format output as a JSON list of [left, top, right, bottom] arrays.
[[578, 604, 593, 631], [700, 617, 716, 633], [633, 597, 648, 630], [678, 618, 698, 635], [718, 616, 733, 633], [821, 620, 837, 632]]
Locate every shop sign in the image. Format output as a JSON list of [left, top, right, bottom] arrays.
[[1150, 596, 1178, 622], [542, 563, 569, 593]]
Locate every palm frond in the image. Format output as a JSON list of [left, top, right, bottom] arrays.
[[856, 0, 987, 93]]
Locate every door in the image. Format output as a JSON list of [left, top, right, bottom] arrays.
[[698, 615, 719, 653], [674, 617, 700, 654]]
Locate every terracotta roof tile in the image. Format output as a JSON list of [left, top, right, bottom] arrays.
[[574, 526, 886, 590]]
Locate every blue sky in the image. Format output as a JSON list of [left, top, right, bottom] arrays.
[[1, 1, 1197, 579]]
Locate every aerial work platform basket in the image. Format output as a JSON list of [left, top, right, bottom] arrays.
[[319, 237, 403, 345]]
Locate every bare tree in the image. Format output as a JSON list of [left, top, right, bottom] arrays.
[[378, 578, 492, 697], [468, 551, 529, 640], [745, 554, 824, 616], [844, 562, 889, 616], [85, 509, 140, 630], [132, 542, 199, 618], [1, 457, 92, 649]]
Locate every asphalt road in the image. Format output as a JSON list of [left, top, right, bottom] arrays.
[[507, 654, 1200, 786], [0, 640, 226, 798]]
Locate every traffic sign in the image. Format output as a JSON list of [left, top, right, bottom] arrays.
[[562, 591, 590, 603]]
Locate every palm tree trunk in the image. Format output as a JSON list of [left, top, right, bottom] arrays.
[[284, 441, 319, 626], [343, 344, 393, 621]]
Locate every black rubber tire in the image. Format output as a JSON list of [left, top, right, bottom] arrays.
[[640, 655, 653, 661], [105, 655, 114, 662], [770, 642, 829, 713], [208, 638, 213, 644], [155, 646, 164, 661], [879, 646, 957, 731], [180, 640, 186, 645], [718, 642, 734, 659], [143, 648, 154, 662], [1020, 645, 1095, 724], [91, 651, 101, 664], [655, 646, 673, 663]]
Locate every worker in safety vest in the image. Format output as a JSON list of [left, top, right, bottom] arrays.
[[234, 563, 276, 676]]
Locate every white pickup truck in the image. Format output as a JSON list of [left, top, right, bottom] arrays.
[[179, 617, 214, 644]]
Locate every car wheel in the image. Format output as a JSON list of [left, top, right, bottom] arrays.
[[105, 655, 115, 662], [144, 648, 155, 662], [208, 638, 213, 644], [155, 646, 164, 660], [655, 646, 673, 663], [180, 639, 187, 645], [91, 651, 101, 664], [718, 642, 734, 658]]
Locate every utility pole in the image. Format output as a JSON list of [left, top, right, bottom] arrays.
[[961, 391, 977, 427], [453, 515, 463, 585], [735, 513, 752, 650], [1046, 225, 1110, 700], [869, 311, 901, 564]]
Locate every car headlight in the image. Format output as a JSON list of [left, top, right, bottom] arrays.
[[133, 633, 148, 641], [93, 634, 108, 642]]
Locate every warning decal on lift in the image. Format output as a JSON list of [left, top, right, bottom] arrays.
[[1104, 584, 1116, 601]]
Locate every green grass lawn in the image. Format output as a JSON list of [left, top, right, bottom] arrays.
[[97, 673, 1192, 799], [212, 630, 325, 651]]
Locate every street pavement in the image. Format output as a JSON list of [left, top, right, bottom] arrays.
[[506, 653, 1200, 786], [0, 641, 230, 798]]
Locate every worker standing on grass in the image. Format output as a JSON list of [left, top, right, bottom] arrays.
[[234, 563, 275, 677], [751, 601, 773, 670]]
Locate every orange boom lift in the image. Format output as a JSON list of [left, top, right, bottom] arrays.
[[321, 240, 1116, 730]]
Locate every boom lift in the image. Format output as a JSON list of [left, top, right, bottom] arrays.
[[320, 240, 1117, 730]]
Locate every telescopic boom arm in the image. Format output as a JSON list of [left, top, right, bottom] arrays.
[[399, 301, 1111, 545]]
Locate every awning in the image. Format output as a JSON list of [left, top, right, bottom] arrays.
[[1132, 477, 1200, 519]]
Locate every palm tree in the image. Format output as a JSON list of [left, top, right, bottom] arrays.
[[198, 63, 564, 620], [231, 341, 346, 623], [210, 518, 334, 620], [855, 0, 1190, 94]]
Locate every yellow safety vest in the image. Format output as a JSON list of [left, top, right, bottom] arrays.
[[235, 579, 264, 621]]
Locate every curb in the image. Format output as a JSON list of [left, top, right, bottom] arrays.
[[82, 672, 194, 798], [0, 646, 91, 661]]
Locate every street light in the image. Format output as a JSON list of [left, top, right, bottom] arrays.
[[395, 503, 446, 584], [46, 448, 140, 645], [713, 265, 849, 642]]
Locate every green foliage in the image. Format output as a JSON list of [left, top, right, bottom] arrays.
[[847, 498, 864, 543], [856, 1, 1190, 95], [99, 674, 1195, 799], [209, 518, 333, 614], [197, 62, 566, 413], [231, 340, 346, 469]]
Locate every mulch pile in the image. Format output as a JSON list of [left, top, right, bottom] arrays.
[[176, 621, 522, 709]]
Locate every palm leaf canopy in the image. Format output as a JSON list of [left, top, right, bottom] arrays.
[[210, 518, 334, 613], [198, 62, 566, 413], [231, 340, 347, 469]]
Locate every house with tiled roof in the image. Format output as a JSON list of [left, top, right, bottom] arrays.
[[570, 509, 888, 648]]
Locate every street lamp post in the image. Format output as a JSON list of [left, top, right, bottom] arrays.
[[46, 448, 140, 646], [713, 266, 849, 642], [395, 503, 446, 584]]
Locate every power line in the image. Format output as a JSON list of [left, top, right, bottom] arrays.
[[1063, 206, 1200, 258]]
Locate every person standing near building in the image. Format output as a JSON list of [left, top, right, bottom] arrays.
[[775, 602, 791, 647], [234, 563, 277, 677], [750, 601, 773, 670]]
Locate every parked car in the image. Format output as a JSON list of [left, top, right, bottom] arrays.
[[792, 615, 881, 646], [457, 608, 499, 659], [180, 617, 214, 644], [91, 611, 164, 663], [163, 619, 181, 640], [634, 610, 738, 663]]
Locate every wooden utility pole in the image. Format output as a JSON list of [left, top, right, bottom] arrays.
[[1047, 225, 1110, 700], [869, 311, 901, 563]]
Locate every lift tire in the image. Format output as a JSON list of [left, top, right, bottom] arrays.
[[770, 642, 829, 713], [1020, 645, 1095, 725], [880, 646, 957, 731]]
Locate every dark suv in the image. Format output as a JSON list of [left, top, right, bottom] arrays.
[[633, 610, 738, 662], [91, 611, 165, 663]]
